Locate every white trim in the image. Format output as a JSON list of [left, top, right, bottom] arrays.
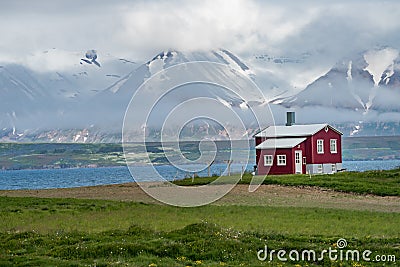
[[295, 151, 301, 164], [277, 155, 287, 166], [317, 164, 323, 173], [306, 163, 341, 174], [255, 124, 343, 138], [255, 138, 306, 149], [264, 155, 273, 166], [330, 139, 337, 154], [317, 139, 324, 154], [295, 150, 302, 174], [331, 164, 336, 172]]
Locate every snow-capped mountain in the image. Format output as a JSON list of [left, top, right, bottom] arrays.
[[89, 49, 289, 141], [1, 47, 400, 142], [98, 49, 287, 102], [1, 48, 281, 141], [0, 48, 137, 131], [281, 47, 400, 113], [105, 49, 254, 99]]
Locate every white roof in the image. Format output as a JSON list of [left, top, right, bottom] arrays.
[[255, 138, 306, 149], [254, 124, 342, 138]]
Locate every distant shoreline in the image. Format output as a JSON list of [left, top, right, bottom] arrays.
[[2, 158, 400, 172], [1, 138, 400, 171]]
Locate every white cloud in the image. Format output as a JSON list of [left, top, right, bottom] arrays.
[[22, 49, 81, 73], [0, 0, 400, 68], [116, 0, 260, 55], [115, 0, 323, 57]]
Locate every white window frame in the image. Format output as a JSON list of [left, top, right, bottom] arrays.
[[317, 164, 323, 173], [317, 139, 324, 154], [302, 157, 306, 165], [277, 155, 286, 166], [264, 155, 273, 166], [295, 152, 301, 164], [330, 139, 337, 154], [331, 164, 336, 172]]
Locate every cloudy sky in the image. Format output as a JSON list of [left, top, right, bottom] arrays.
[[1, 0, 400, 64]]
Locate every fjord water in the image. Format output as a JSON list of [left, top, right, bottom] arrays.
[[1, 160, 400, 190], [1, 136, 400, 190]]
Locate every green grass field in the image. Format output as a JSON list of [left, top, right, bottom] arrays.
[[0, 195, 399, 266], [1, 166, 400, 266], [175, 168, 400, 196]]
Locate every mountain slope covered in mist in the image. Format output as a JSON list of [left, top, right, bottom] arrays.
[[1, 47, 400, 142]]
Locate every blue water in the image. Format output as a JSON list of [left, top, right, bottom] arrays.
[[343, 160, 400, 172], [0, 163, 251, 190], [1, 160, 400, 190]]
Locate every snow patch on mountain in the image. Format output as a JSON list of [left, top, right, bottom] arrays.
[[239, 101, 249, 110], [383, 64, 395, 85], [216, 97, 232, 108], [363, 47, 398, 86], [347, 61, 352, 81], [106, 72, 134, 94], [147, 51, 178, 75], [218, 49, 255, 77]]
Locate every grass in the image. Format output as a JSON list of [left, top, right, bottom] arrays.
[[1, 169, 399, 266], [0, 196, 399, 266], [1, 197, 400, 236], [1, 223, 398, 266], [174, 168, 400, 196]]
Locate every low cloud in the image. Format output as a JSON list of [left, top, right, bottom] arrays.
[[0, 1, 400, 69]]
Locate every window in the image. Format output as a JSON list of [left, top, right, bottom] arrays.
[[264, 155, 273, 166], [277, 155, 286, 166], [317, 139, 324, 154], [303, 157, 306, 164], [295, 153, 301, 164], [330, 139, 337, 153], [331, 164, 336, 172], [317, 164, 323, 173]]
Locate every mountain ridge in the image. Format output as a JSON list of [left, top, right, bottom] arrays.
[[1, 47, 400, 142], [281, 47, 400, 113]]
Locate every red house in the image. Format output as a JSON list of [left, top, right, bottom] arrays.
[[255, 112, 343, 175]]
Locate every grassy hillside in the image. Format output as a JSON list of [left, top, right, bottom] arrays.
[[174, 168, 400, 196]]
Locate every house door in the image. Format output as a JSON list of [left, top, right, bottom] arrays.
[[295, 150, 302, 174]]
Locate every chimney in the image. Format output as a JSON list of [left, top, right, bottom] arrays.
[[286, 111, 295, 126]]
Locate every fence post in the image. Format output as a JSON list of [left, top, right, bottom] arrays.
[[224, 160, 233, 176], [208, 160, 214, 177]]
